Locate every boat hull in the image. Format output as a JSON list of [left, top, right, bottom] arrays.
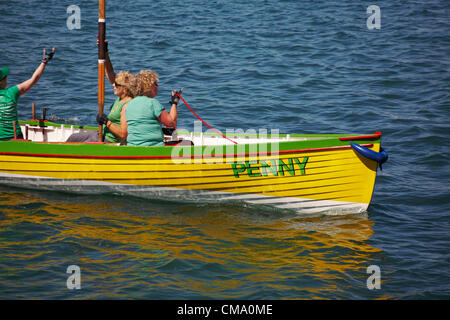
[[0, 173, 370, 214], [0, 126, 383, 215]]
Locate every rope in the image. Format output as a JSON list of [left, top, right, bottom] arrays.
[[176, 94, 238, 144]]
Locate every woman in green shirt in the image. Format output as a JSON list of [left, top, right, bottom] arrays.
[[67, 43, 135, 143], [99, 71, 135, 143], [92, 40, 181, 146], [97, 41, 136, 143]]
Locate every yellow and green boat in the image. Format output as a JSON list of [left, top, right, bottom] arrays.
[[0, 120, 387, 215]]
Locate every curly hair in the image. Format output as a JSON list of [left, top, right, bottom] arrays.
[[134, 70, 159, 96], [115, 71, 136, 97]]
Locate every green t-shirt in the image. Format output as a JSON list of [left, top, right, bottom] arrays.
[[103, 97, 129, 143], [125, 96, 164, 146], [0, 85, 21, 139]]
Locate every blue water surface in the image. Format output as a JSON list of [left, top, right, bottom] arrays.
[[0, 0, 449, 299]]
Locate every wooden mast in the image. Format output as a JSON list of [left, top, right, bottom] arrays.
[[98, 0, 106, 142]]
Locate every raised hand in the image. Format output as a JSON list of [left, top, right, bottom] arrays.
[[169, 88, 184, 105]]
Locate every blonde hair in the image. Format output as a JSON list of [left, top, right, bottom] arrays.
[[135, 70, 159, 96], [115, 71, 136, 97]]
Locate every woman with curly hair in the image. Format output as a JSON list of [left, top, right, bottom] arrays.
[[67, 42, 135, 143], [97, 70, 135, 143]]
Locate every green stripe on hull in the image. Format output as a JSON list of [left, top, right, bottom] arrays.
[[0, 138, 380, 158]]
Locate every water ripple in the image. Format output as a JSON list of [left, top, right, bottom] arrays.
[[1, 0, 449, 299]]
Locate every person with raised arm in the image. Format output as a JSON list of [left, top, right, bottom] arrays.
[[92, 40, 183, 146], [66, 40, 136, 143], [117, 70, 183, 146], [96, 40, 136, 143]]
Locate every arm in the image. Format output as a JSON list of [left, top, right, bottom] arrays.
[[96, 104, 128, 140], [158, 106, 177, 128], [118, 104, 128, 140], [102, 104, 128, 140], [17, 48, 55, 96], [97, 39, 115, 84], [104, 50, 115, 85]]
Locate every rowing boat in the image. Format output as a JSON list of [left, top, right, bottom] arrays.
[[0, 120, 387, 214], [0, 0, 388, 215]]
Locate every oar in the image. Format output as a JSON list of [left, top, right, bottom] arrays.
[[97, 0, 106, 142]]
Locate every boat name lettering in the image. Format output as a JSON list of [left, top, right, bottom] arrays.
[[231, 157, 308, 178]]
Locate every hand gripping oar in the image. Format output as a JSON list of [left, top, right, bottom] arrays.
[[175, 93, 238, 145]]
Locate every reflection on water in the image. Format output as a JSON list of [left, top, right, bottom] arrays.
[[0, 186, 387, 299]]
